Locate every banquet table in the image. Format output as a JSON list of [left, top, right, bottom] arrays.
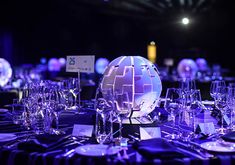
[[1, 106, 235, 165]]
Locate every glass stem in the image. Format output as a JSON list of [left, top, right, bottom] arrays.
[[119, 116, 122, 139], [55, 112, 59, 130], [171, 113, 176, 128], [193, 113, 196, 133], [221, 111, 224, 134]]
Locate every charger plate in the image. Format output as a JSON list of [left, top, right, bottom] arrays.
[[75, 144, 121, 157], [0, 133, 17, 142], [200, 141, 235, 153]]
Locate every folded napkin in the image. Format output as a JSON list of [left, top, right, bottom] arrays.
[[221, 131, 235, 142], [133, 138, 186, 159], [17, 134, 72, 152]]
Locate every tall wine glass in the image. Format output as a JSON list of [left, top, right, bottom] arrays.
[[178, 78, 196, 109], [179, 78, 196, 93], [214, 85, 228, 134], [95, 87, 114, 144], [114, 92, 131, 142], [68, 78, 81, 111], [227, 86, 235, 131], [210, 80, 226, 101], [50, 84, 66, 135], [188, 89, 205, 135], [164, 88, 183, 139]]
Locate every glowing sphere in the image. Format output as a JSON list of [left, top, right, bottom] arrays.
[[40, 57, 47, 64], [48, 58, 61, 71], [196, 58, 208, 71], [101, 56, 162, 118], [0, 58, 12, 87], [95, 58, 110, 74], [59, 58, 66, 67], [177, 58, 198, 79]]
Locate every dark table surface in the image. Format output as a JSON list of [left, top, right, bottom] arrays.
[[0, 107, 235, 165]]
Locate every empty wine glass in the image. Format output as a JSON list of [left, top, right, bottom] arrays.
[[50, 85, 66, 135], [210, 80, 226, 101], [68, 78, 81, 111], [164, 88, 183, 139], [226, 86, 235, 130], [178, 78, 196, 109], [178, 77, 196, 94], [95, 87, 114, 144], [188, 89, 205, 135], [214, 85, 228, 134], [113, 92, 131, 142]]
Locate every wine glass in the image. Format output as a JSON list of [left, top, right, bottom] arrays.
[[178, 77, 196, 94], [50, 85, 66, 135], [68, 78, 81, 111], [178, 78, 196, 109], [95, 87, 114, 144], [210, 80, 226, 101], [214, 85, 228, 134], [226, 86, 235, 130], [113, 92, 131, 142], [164, 88, 183, 139], [188, 89, 205, 136]]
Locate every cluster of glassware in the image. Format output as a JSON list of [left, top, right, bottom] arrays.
[[163, 78, 205, 139], [210, 80, 235, 134], [94, 85, 131, 145], [11, 78, 80, 135]]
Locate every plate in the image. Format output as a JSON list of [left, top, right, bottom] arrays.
[[75, 144, 121, 157], [200, 141, 235, 153], [0, 109, 8, 113], [0, 133, 17, 142]]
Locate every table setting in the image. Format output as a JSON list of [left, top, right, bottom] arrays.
[[1, 57, 235, 165]]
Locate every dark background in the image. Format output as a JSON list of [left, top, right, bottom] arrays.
[[0, 0, 235, 71]]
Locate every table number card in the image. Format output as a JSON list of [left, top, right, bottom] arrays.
[[66, 55, 95, 73], [140, 127, 161, 140], [197, 122, 216, 135], [72, 124, 93, 137]]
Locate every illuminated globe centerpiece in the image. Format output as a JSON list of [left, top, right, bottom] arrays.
[[0, 58, 12, 88], [100, 56, 162, 118], [177, 58, 198, 79]]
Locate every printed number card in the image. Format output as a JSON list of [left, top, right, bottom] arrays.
[[66, 55, 95, 73]]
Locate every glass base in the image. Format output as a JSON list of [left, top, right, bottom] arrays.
[[216, 127, 228, 135], [113, 137, 129, 147], [50, 128, 66, 135], [164, 133, 180, 140]]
